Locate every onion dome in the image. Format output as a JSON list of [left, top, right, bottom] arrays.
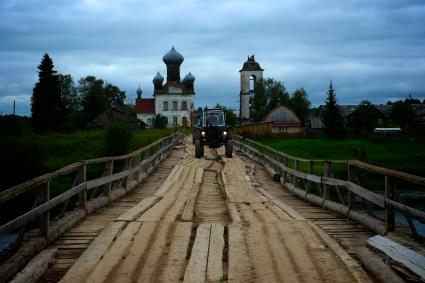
[[136, 85, 142, 98], [162, 46, 184, 65], [183, 72, 195, 82], [152, 72, 164, 83]]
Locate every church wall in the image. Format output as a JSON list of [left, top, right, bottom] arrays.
[[240, 70, 263, 121], [136, 113, 155, 127], [155, 94, 194, 127]]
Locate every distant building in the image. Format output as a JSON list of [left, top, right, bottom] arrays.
[[310, 104, 391, 129], [135, 47, 195, 127], [239, 55, 263, 125], [261, 105, 303, 134]]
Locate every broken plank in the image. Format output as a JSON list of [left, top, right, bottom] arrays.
[[367, 235, 425, 281]]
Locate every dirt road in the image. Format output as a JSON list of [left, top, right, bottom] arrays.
[[58, 141, 371, 283]]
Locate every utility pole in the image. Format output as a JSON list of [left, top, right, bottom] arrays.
[[13, 100, 16, 115]]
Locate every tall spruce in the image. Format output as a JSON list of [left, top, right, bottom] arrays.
[[323, 80, 344, 137], [31, 54, 64, 132]]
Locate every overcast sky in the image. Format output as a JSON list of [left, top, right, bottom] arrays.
[[1, 0, 424, 115]]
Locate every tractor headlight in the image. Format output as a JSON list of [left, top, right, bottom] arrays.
[[201, 131, 206, 136], [223, 131, 227, 136]]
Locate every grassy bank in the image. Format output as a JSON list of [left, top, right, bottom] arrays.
[[260, 137, 425, 177], [0, 128, 175, 190]]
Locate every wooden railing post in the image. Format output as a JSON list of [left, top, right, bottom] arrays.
[[124, 157, 134, 190], [306, 161, 314, 196], [283, 157, 288, 185], [323, 161, 331, 203], [78, 164, 87, 213], [106, 160, 114, 199], [385, 175, 395, 234], [347, 163, 354, 211], [294, 159, 301, 188], [39, 181, 50, 239]]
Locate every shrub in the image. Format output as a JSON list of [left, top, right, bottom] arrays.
[[153, 114, 168, 129], [105, 120, 135, 156]]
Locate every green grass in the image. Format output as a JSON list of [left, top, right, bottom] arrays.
[[0, 128, 175, 190], [260, 137, 425, 177]]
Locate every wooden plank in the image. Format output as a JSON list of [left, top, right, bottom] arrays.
[[183, 224, 211, 283], [86, 170, 129, 190], [255, 187, 305, 221], [116, 196, 159, 221], [227, 202, 241, 224], [181, 198, 196, 222], [207, 224, 224, 282], [159, 223, 193, 282], [59, 221, 125, 283], [194, 167, 204, 184], [355, 247, 404, 283], [86, 222, 142, 283], [10, 248, 58, 283], [154, 165, 183, 196], [346, 182, 385, 208], [367, 235, 425, 281], [228, 224, 252, 282]]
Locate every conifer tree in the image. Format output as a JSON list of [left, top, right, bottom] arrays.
[[322, 80, 344, 137], [31, 53, 64, 132]]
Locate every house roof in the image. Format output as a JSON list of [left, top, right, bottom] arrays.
[[261, 104, 301, 125], [136, 98, 155, 114]]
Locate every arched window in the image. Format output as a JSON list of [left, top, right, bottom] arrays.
[[172, 101, 178, 111], [181, 101, 187, 110], [163, 101, 168, 111], [249, 75, 256, 94]]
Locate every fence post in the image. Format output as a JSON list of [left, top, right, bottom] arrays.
[[323, 161, 331, 203], [347, 163, 354, 211], [294, 159, 301, 188], [78, 164, 87, 213], [125, 157, 134, 190], [39, 181, 50, 240], [306, 161, 314, 195], [385, 175, 395, 234], [106, 160, 114, 200]]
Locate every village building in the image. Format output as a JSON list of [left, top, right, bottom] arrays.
[[261, 105, 303, 134], [238, 56, 303, 135], [135, 47, 195, 127]]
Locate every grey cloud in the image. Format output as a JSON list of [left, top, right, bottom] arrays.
[[0, 0, 424, 115]]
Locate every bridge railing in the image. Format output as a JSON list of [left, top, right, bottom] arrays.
[[234, 135, 425, 240], [0, 132, 183, 261]]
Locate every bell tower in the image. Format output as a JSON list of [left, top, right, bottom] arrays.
[[239, 55, 264, 124]]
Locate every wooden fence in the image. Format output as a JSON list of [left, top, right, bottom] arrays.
[[0, 132, 183, 280], [234, 135, 425, 240], [236, 122, 273, 136]]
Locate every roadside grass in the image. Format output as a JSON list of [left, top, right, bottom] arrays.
[[260, 137, 425, 177], [0, 128, 175, 191]]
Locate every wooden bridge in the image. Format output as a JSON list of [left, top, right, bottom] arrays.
[[0, 132, 424, 282]]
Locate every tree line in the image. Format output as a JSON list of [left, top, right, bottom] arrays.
[[31, 53, 128, 133], [248, 77, 423, 138]]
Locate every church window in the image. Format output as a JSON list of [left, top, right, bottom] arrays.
[[172, 101, 178, 111], [190, 103, 194, 110], [181, 101, 187, 110], [173, 116, 178, 125], [163, 101, 168, 111]]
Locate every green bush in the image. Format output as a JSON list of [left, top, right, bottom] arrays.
[[153, 114, 168, 129], [105, 120, 135, 156]]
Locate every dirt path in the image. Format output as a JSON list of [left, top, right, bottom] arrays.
[[58, 140, 371, 283]]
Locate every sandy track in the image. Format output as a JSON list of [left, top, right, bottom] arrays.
[[58, 141, 371, 283]]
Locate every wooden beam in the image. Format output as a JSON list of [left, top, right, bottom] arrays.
[[367, 235, 425, 281]]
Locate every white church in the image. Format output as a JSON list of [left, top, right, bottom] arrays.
[[135, 47, 195, 127]]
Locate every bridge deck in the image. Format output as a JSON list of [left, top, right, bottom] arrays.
[[36, 140, 374, 283]]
